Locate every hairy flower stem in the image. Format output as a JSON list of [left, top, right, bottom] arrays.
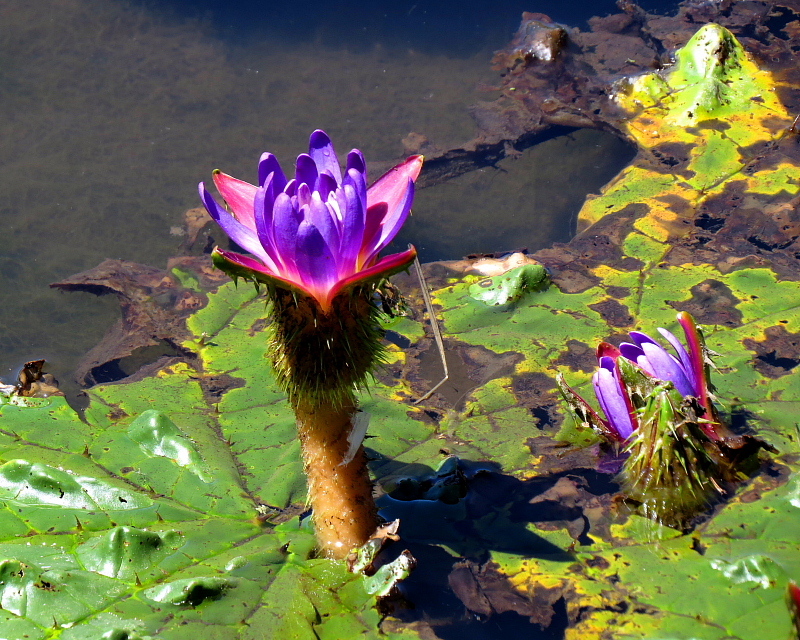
[[263, 287, 388, 558], [295, 397, 378, 558]]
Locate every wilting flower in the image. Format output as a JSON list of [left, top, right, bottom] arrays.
[[560, 311, 721, 444], [199, 129, 423, 312]]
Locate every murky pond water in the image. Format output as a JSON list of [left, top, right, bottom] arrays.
[[0, 0, 672, 395]]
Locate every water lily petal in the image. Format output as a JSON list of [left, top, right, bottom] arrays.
[[295, 220, 337, 301], [296, 153, 318, 189], [309, 130, 342, 184], [677, 311, 722, 439], [213, 247, 275, 278], [213, 247, 318, 300], [363, 155, 423, 259], [317, 172, 338, 204], [618, 342, 657, 377], [593, 357, 635, 441], [343, 166, 368, 212], [258, 152, 287, 191], [295, 181, 312, 211], [360, 202, 387, 266], [252, 181, 283, 273], [364, 178, 415, 263], [628, 330, 659, 349], [199, 182, 270, 263], [597, 342, 621, 360], [367, 154, 423, 210], [658, 327, 696, 393], [338, 183, 365, 277], [284, 178, 298, 197], [346, 149, 366, 178], [211, 171, 258, 231], [271, 191, 302, 276], [326, 246, 417, 305], [640, 342, 694, 397], [308, 191, 340, 256]]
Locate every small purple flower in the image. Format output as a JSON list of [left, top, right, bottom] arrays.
[[199, 130, 423, 312], [560, 312, 720, 443], [560, 313, 765, 528]]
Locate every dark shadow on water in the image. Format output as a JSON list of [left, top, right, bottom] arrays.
[[435, 605, 568, 640], [370, 453, 620, 638], [388, 539, 569, 640]]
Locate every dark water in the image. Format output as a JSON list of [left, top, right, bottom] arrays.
[[0, 0, 674, 394], [145, 0, 677, 54]]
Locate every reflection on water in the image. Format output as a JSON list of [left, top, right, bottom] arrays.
[[0, 0, 658, 395]]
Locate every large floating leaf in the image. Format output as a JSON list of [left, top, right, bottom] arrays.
[[1, 22, 799, 640]]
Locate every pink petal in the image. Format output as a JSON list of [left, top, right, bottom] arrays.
[[597, 342, 621, 360], [212, 171, 259, 232], [362, 155, 422, 263], [199, 182, 273, 267], [321, 246, 417, 311], [213, 248, 317, 299], [366, 155, 423, 209]]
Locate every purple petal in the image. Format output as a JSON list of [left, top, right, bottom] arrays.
[[307, 192, 340, 256], [309, 130, 342, 184], [258, 152, 287, 192], [618, 342, 654, 376], [338, 183, 365, 275], [296, 182, 312, 210], [619, 342, 645, 363], [295, 153, 318, 188], [628, 330, 659, 349], [295, 220, 336, 296], [593, 358, 635, 440], [258, 172, 279, 223], [199, 182, 271, 264], [271, 192, 302, 274], [343, 166, 368, 212], [640, 342, 694, 397], [657, 327, 697, 394], [284, 178, 298, 197], [317, 172, 338, 203], [346, 149, 367, 179], [252, 182, 283, 272]]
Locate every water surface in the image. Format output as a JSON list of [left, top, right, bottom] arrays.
[[0, 0, 671, 394]]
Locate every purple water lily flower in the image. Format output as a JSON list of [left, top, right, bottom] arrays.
[[590, 312, 719, 442], [199, 130, 423, 312], [559, 312, 720, 444]]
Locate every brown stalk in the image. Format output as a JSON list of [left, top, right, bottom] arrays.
[[294, 398, 378, 558]]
